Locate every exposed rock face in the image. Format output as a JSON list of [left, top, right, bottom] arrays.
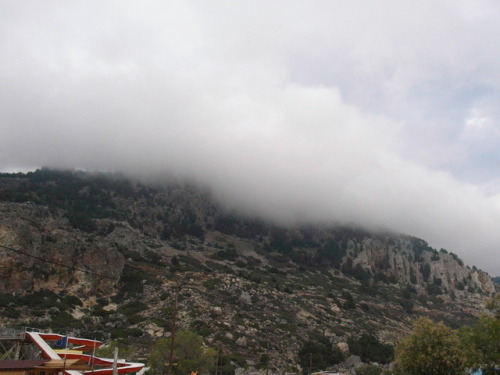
[[0, 170, 494, 297], [343, 355, 362, 369], [337, 342, 350, 356], [0, 202, 124, 295], [352, 237, 495, 295]]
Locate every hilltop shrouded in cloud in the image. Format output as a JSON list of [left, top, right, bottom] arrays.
[[1, 1, 500, 274]]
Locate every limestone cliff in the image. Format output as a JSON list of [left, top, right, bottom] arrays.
[[351, 237, 495, 295]]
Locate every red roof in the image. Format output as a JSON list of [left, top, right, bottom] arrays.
[[0, 360, 48, 369]]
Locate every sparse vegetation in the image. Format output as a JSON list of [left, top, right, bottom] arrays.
[[0, 169, 495, 370]]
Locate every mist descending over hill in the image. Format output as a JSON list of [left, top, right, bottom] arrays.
[[2, 0, 500, 278]]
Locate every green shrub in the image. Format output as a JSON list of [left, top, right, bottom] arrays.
[[348, 333, 394, 364], [355, 364, 382, 375], [399, 298, 414, 313], [409, 268, 417, 284], [93, 305, 112, 317], [298, 335, 344, 373], [420, 264, 431, 281], [416, 294, 428, 304], [177, 255, 203, 268], [126, 314, 146, 324], [393, 317, 466, 375], [235, 260, 247, 267], [49, 311, 83, 330], [111, 327, 143, 339], [19, 290, 81, 312], [426, 283, 443, 296], [118, 301, 148, 316], [342, 290, 356, 309], [203, 278, 222, 289], [3, 308, 21, 319], [211, 248, 238, 261], [67, 212, 98, 232], [0, 293, 15, 305], [64, 295, 83, 307], [190, 320, 214, 337]]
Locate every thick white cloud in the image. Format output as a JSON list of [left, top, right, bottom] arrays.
[[1, 0, 500, 273]]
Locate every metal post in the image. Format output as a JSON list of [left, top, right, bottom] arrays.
[[14, 342, 21, 360], [113, 347, 118, 375]]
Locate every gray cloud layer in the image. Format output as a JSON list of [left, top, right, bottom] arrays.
[[1, 1, 500, 274]]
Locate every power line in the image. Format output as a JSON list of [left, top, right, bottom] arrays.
[[0, 244, 118, 281]]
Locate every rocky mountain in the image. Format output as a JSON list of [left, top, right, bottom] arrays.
[[492, 276, 500, 289], [0, 169, 496, 373]]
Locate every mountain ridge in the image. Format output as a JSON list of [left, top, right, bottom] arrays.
[[0, 169, 496, 372]]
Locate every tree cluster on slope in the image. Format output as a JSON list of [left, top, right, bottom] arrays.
[[394, 296, 500, 375]]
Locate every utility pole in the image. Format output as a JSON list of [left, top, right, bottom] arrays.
[[215, 347, 220, 375], [167, 282, 181, 375], [113, 347, 118, 375], [266, 339, 270, 375]]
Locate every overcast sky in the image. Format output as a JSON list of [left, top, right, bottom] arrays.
[[1, 1, 500, 274]]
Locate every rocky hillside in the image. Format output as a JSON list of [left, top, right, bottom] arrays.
[[0, 169, 496, 372]]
